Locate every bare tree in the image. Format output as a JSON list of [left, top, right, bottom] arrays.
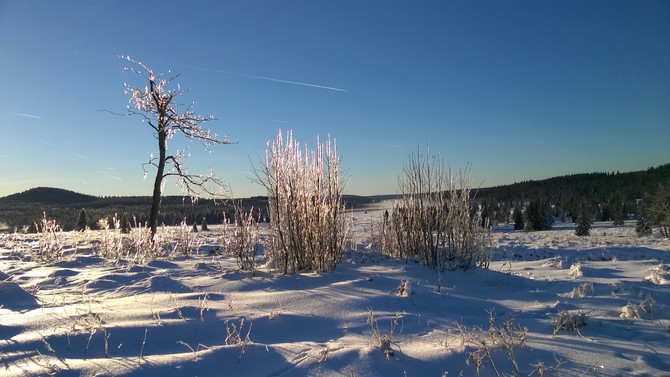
[[121, 56, 234, 239]]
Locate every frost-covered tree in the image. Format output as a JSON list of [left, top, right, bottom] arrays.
[[121, 56, 234, 239]]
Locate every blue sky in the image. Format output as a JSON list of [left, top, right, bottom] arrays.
[[1, 0, 668, 198]]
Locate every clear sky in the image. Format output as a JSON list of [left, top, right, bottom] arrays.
[[1, 0, 668, 198]]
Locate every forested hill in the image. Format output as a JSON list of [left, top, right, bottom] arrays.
[[1, 187, 98, 205], [474, 163, 670, 205], [1, 163, 668, 231]]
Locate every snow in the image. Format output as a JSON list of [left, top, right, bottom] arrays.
[[1, 209, 669, 376]]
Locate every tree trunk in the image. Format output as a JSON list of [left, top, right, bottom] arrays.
[[149, 129, 167, 239]]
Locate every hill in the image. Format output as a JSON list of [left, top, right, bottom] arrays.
[[1, 163, 668, 231], [0, 187, 99, 205]]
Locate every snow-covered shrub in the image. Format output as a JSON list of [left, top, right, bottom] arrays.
[[35, 212, 64, 261], [644, 264, 669, 285], [366, 309, 402, 359], [253, 130, 349, 274], [172, 218, 198, 256], [552, 310, 588, 335], [223, 203, 261, 272], [619, 295, 655, 319], [96, 215, 124, 259], [395, 279, 413, 297], [542, 257, 563, 269], [569, 263, 583, 277], [380, 147, 491, 270], [619, 301, 639, 319], [95, 214, 164, 262], [455, 310, 528, 376], [564, 281, 594, 298]]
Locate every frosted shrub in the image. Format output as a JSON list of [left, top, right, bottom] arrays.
[[95, 214, 164, 262], [171, 218, 198, 256], [644, 264, 669, 285], [569, 263, 583, 277], [380, 147, 491, 270], [34, 213, 64, 261], [96, 215, 124, 259], [224, 203, 261, 272], [621, 295, 655, 319], [552, 310, 588, 335], [253, 130, 349, 274]]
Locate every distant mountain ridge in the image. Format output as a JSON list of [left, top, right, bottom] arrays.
[[1, 163, 668, 231], [0, 187, 99, 205], [2, 163, 669, 206]]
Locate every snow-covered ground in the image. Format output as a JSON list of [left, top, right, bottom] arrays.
[[1, 208, 669, 376]]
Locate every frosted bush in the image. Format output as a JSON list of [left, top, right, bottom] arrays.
[[380, 148, 491, 270], [222, 203, 262, 272], [253, 130, 349, 274], [564, 281, 594, 299], [644, 264, 669, 285], [35, 213, 64, 261], [552, 310, 588, 335], [569, 263, 583, 277], [619, 302, 639, 318]]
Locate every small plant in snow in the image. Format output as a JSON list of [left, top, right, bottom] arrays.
[[563, 281, 594, 299], [619, 301, 640, 319], [552, 310, 588, 335], [395, 279, 413, 297], [224, 318, 253, 362], [456, 309, 528, 377], [366, 309, 402, 359], [542, 257, 563, 269], [569, 263, 583, 277], [644, 263, 668, 285], [530, 356, 565, 377], [621, 294, 655, 319]]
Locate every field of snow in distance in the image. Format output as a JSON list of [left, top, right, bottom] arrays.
[[1, 207, 669, 376]]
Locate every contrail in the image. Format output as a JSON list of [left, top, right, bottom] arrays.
[[100, 171, 123, 181], [162, 61, 348, 92], [9, 112, 41, 119], [68, 151, 89, 160], [227, 71, 348, 92]]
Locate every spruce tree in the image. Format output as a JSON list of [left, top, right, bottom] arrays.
[[635, 216, 653, 237], [575, 201, 592, 236], [513, 206, 525, 230], [192, 222, 198, 233], [648, 183, 670, 237], [76, 208, 89, 232], [526, 199, 553, 231], [609, 192, 625, 226], [120, 213, 132, 234], [201, 216, 209, 231]]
